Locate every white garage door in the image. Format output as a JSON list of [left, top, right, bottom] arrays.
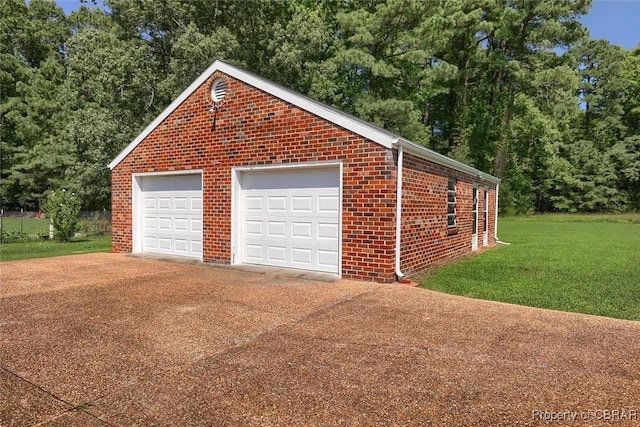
[[240, 167, 340, 273], [140, 174, 203, 258]]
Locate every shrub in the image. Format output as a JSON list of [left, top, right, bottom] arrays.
[[1, 229, 32, 243], [42, 189, 81, 242]]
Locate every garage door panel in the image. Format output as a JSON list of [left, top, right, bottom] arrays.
[[268, 196, 286, 211], [318, 250, 339, 268], [243, 168, 339, 189], [292, 196, 312, 212], [267, 246, 286, 262], [158, 198, 172, 210], [240, 167, 340, 273], [174, 239, 189, 252], [191, 197, 203, 210], [144, 217, 157, 230], [174, 197, 189, 210], [318, 195, 339, 212], [144, 198, 157, 210], [245, 220, 263, 235], [245, 244, 263, 260], [245, 197, 263, 211], [267, 221, 286, 237], [318, 223, 338, 239], [292, 222, 312, 238], [158, 238, 172, 250], [144, 236, 157, 249], [142, 174, 201, 191], [292, 247, 312, 264], [156, 217, 171, 230], [174, 218, 188, 231], [139, 174, 202, 259]]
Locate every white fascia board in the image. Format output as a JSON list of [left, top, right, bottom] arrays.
[[108, 60, 397, 170], [395, 138, 501, 184]]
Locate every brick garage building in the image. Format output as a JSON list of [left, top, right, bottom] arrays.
[[109, 61, 500, 283]]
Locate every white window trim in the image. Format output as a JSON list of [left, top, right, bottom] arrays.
[[447, 178, 457, 230]]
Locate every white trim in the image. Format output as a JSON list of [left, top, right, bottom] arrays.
[[108, 60, 500, 185], [472, 184, 478, 251], [131, 169, 204, 259], [231, 161, 342, 277], [231, 168, 240, 265], [495, 182, 500, 241], [483, 186, 489, 247], [132, 169, 204, 177], [397, 138, 501, 184], [394, 145, 405, 279], [132, 175, 143, 254], [232, 160, 342, 173]]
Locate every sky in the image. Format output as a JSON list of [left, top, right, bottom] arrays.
[[56, 0, 640, 50], [581, 0, 640, 49]]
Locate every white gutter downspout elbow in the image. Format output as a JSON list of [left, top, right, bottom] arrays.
[[395, 145, 405, 280]]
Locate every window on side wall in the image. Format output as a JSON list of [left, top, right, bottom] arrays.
[[447, 178, 457, 230]]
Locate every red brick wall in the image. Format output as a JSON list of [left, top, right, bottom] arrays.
[[398, 151, 498, 277], [111, 71, 498, 282], [112, 72, 398, 282]]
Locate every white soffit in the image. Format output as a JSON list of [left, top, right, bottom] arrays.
[[398, 138, 501, 184]]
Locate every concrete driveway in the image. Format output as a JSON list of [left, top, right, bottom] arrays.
[[1, 253, 639, 426]]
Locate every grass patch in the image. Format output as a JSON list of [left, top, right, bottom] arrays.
[[1, 218, 51, 235], [420, 216, 640, 321], [0, 236, 112, 262], [503, 212, 640, 224]]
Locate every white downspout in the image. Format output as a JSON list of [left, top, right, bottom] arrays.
[[395, 145, 405, 279], [494, 181, 500, 241]]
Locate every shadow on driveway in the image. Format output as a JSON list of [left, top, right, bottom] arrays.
[[2, 253, 639, 426]]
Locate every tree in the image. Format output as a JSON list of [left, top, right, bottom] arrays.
[[62, 25, 158, 208], [609, 135, 640, 210], [621, 45, 640, 135], [2, 0, 638, 214], [571, 39, 628, 145], [0, 0, 72, 209]]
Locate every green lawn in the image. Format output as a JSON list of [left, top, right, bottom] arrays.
[[0, 236, 112, 262], [1, 217, 51, 235], [420, 215, 640, 321]]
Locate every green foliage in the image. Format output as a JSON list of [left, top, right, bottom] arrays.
[[80, 212, 111, 236], [41, 189, 81, 242], [1, 229, 32, 243], [1, 0, 638, 214], [420, 217, 640, 321], [0, 236, 111, 261]]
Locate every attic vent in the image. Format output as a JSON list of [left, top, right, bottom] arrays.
[[211, 78, 227, 103]]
